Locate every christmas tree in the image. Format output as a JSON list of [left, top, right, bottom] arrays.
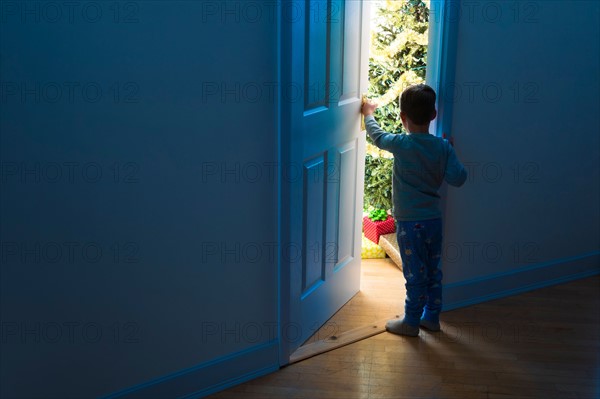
[[364, 0, 429, 212], [368, 0, 429, 135]]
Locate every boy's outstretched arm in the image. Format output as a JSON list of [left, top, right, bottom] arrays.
[[444, 143, 468, 187], [361, 101, 399, 152]]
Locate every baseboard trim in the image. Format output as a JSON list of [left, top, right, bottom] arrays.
[[102, 341, 279, 399], [444, 252, 600, 311]]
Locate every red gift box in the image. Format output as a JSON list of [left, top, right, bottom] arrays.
[[363, 215, 396, 244]]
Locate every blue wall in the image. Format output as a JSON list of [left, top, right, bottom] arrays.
[[2, 0, 599, 397], [439, 0, 600, 308], [1, 2, 279, 397]]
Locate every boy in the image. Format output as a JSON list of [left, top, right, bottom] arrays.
[[361, 84, 467, 337]]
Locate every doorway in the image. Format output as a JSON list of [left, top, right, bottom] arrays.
[[361, 0, 430, 281], [291, 0, 451, 358], [281, 0, 458, 364]]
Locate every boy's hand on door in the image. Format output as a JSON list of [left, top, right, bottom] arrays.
[[443, 132, 455, 147], [361, 101, 378, 116]]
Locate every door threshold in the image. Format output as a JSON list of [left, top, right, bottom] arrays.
[[288, 315, 401, 364]]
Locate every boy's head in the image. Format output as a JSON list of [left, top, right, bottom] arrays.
[[400, 84, 437, 128]]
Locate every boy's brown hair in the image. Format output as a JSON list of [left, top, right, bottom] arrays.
[[400, 84, 436, 125]]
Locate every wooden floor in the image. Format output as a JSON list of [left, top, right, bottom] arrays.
[[208, 260, 600, 399], [301, 258, 406, 345]]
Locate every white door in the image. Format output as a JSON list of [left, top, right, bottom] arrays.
[[279, 0, 371, 360]]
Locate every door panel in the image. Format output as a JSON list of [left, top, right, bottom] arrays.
[[305, 1, 331, 110], [302, 155, 327, 296], [335, 140, 358, 269], [281, 0, 370, 358], [340, 1, 362, 102]]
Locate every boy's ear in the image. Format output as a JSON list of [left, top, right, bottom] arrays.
[[400, 111, 406, 124], [430, 109, 438, 121]]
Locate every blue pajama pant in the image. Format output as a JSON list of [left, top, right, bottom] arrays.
[[396, 218, 443, 326]]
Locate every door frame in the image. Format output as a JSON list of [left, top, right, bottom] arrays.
[[427, 0, 460, 138], [276, 0, 293, 366], [277, 0, 459, 366]]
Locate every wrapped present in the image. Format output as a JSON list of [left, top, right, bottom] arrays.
[[361, 233, 386, 259], [363, 214, 395, 244], [379, 232, 402, 270]]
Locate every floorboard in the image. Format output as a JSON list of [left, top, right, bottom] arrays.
[[208, 260, 600, 399]]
